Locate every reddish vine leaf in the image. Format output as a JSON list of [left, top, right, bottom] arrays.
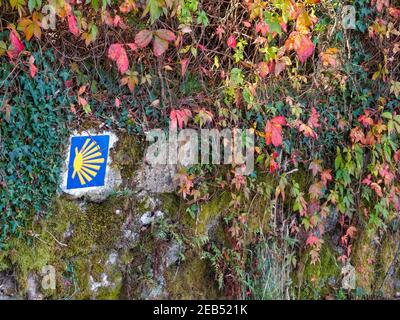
[[309, 181, 323, 199], [306, 234, 321, 247], [321, 169, 332, 186], [29, 56, 37, 78], [8, 29, 24, 59], [135, 30, 153, 48], [153, 30, 176, 57], [227, 35, 236, 49], [371, 0, 389, 13], [309, 160, 322, 176], [154, 29, 176, 42], [389, 7, 400, 18], [153, 36, 169, 57], [67, 14, 79, 36], [265, 116, 286, 147], [126, 43, 138, 51], [180, 58, 189, 77], [257, 61, 270, 78], [108, 44, 129, 74], [170, 109, 192, 129], [285, 31, 314, 63]]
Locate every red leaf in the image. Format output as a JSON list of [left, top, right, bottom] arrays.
[[265, 116, 286, 147], [154, 29, 176, 42], [180, 58, 189, 77], [306, 234, 320, 247], [135, 30, 153, 48], [67, 14, 79, 36], [285, 31, 314, 63], [227, 35, 236, 49], [170, 109, 192, 129], [257, 61, 269, 78], [9, 30, 24, 58], [152, 36, 169, 57], [389, 7, 400, 18], [321, 169, 332, 186], [126, 43, 138, 51], [108, 44, 129, 74], [29, 56, 37, 78]]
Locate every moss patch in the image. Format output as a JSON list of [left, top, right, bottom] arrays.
[[165, 250, 220, 299], [296, 244, 340, 299], [112, 133, 142, 181]]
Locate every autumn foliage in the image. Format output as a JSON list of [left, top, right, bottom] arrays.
[[1, 0, 400, 299]]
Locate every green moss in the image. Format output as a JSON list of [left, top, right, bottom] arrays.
[[165, 250, 220, 299], [296, 244, 340, 299], [186, 192, 231, 237], [112, 133, 142, 180], [351, 226, 378, 296], [4, 196, 130, 299]]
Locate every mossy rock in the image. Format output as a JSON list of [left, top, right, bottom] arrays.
[[165, 250, 220, 299], [112, 132, 142, 181], [4, 195, 132, 299], [295, 244, 341, 299], [352, 226, 400, 299]]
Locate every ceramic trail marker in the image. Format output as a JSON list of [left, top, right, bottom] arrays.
[[66, 135, 110, 189], [60, 131, 121, 201]]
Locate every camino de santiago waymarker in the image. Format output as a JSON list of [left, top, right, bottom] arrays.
[[66, 135, 110, 190]]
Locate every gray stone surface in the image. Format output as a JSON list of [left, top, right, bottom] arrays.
[[135, 164, 178, 194]]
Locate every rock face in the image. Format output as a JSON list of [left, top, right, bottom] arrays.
[[2, 130, 400, 300], [0, 131, 220, 300], [135, 164, 178, 194], [0, 273, 17, 300]]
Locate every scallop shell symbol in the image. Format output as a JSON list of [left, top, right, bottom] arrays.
[[72, 138, 105, 185]]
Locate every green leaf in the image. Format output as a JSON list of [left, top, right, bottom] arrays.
[[197, 10, 209, 26], [382, 111, 392, 119], [144, 0, 164, 24]]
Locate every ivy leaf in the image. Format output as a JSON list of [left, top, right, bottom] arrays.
[[108, 43, 129, 73]]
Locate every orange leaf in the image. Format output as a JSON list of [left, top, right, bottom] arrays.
[[265, 116, 286, 147], [285, 31, 314, 63]]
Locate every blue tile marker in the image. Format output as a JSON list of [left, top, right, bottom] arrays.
[[66, 135, 110, 190]]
